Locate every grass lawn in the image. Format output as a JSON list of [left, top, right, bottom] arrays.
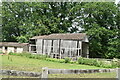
[[1, 55, 103, 72], [49, 72, 116, 78], [0, 55, 116, 78]]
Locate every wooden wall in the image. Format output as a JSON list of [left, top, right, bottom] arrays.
[[43, 40, 52, 55], [35, 39, 88, 58], [36, 39, 42, 54]]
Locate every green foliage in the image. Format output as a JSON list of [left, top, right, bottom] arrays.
[[77, 57, 120, 68], [2, 2, 75, 42], [2, 2, 120, 59], [64, 57, 71, 63], [46, 58, 65, 63], [16, 36, 28, 43], [111, 58, 120, 68], [9, 52, 49, 60], [78, 57, 98, 66]]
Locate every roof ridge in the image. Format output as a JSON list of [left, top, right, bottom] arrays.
[[30, 33, 87, 40]]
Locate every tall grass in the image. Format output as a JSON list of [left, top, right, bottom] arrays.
[[9, 52, 49, 60]]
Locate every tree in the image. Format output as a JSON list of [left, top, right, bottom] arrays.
[[2, 2, 76, 42], [72, 2, 120, 58], [2, 2, 120, 58]]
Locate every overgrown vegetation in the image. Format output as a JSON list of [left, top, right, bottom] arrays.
[[78, 57, 120, 68], [9, 52, 120, 68]]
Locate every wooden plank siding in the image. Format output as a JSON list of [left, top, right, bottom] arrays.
[[36, 39, 43, 54], [29, 33, 89, 59], [43, 40, 52, 55], [33, 39, 84, 59]]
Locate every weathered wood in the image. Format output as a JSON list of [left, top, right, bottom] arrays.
[[51, 40, 53, 53], [41, 67, 48, 79], [48, 68, 115, 74], [117, 68, 120, 80], [59, 39, 61, 58], [29, 45, 31, 52], [87, 44, 89, 58], [42, 39, 44, 54], [43, 40, 52, 55], [77, 40, 79, 57], [81, 42, 82, 57], [36, 39, 42, 54], [30, 38, 89, 58], [60, 40, 78, 58]]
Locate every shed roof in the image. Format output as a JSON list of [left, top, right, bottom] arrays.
[[0, 42, 29, 47], [30, 33, 87, 40]]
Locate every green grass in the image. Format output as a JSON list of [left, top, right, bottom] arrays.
[[0, 55, 116, 78], [49, 72, 116, 78], [1, 55, 103, 72]]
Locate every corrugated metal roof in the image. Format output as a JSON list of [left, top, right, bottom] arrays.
[[0, 42, 29, 47], [30, 33, 87, 40]]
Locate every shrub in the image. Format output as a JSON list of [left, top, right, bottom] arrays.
[[64, 57, 71, 63], [77, 57, 113, 68], [77, 57, 97, 65], [111, 58, 120, 68], [95, 61, 104, 67], [69, 61, 76, 64], [118, 60, 120, 67], [46, 58, 65, 63]]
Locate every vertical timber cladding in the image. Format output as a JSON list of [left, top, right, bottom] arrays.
[[36, 39, 43, 54], [82, 42, 88, 58], [43, 39, 52, 55], [77, 41, 82, 57], [60, 40, 78, 58], [52, 40, 60, 58]]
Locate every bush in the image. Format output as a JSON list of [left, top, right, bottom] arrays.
[[69, 61, 76, 64], [95, 61, 104, 67], [46, 58, 65, 63], [111, 58, 120, 68], [64, 57, 71, 63], [77, 57, 120, 68], [77, 57, 113, 68], [78, 57, 98, 65]]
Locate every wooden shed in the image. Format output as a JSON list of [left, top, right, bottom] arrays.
[[29, 33, 89, 59], [0, 42, 29, 54]]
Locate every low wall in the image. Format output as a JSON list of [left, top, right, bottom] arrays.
[[41, 67, 117, 78], [48, 68, 116, 74], [0, 70, 41, 77]]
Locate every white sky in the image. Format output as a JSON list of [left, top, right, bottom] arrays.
[[115, 0, 120, 4]]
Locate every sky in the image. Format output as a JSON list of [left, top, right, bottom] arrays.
[[115, 0, 120, 4]]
